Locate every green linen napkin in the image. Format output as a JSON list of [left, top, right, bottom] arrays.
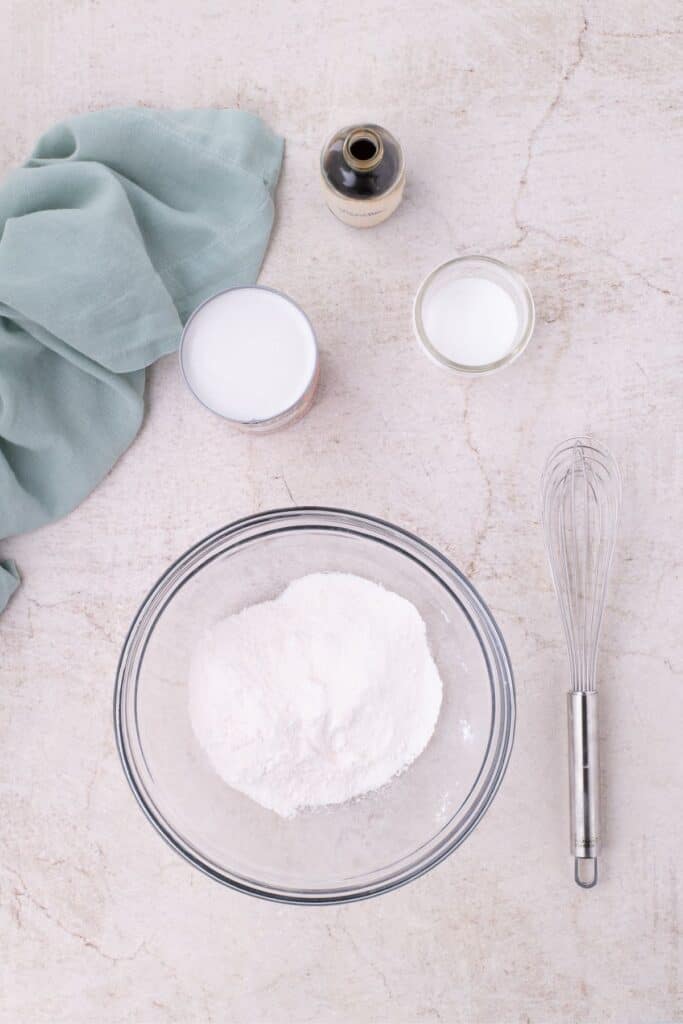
[[0, 108, 283, 611]]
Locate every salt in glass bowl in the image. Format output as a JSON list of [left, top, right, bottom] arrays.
[[413, 255, 535, 375], [114, 508, 515, 904]]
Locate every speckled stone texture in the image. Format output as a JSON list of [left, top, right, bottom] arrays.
[[1, 2, 681, 1022]]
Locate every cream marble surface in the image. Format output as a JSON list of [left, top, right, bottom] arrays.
[[1, 2, 682, 1022]]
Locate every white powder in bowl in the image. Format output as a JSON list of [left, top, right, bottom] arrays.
[[422, 276, 520, 367], [188, 572, 443, 817]]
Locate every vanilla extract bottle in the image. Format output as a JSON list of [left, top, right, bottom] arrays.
[[320, 123, 405, 228]]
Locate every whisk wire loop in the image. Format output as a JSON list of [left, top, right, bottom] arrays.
[[541, 437, 621, 694]]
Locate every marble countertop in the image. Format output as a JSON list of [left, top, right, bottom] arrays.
[[2, 1, 681, 1021]]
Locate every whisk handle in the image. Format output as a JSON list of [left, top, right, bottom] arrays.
[[567, 691, 600, 888]]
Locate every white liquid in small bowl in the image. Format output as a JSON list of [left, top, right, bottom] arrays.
[[414, 256, 535, 374], [180, 287, 318, 431]]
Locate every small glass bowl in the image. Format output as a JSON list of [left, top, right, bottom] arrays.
[[413, 255, 535, 375], [115, 508, 515, 904]]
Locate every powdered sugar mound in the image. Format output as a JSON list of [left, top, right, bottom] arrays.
[[188, 572, 443, 817]]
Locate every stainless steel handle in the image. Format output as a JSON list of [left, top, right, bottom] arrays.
[[567, 691, 599, 888]]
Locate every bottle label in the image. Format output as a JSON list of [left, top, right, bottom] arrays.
[[324, 178, 405, 228]]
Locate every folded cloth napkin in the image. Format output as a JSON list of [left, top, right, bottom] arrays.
[[0, 108, 284, 611]]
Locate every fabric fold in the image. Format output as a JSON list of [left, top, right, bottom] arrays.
[[0, 108, 284, 611]]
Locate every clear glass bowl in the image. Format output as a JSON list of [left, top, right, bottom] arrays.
[[413, 255, 535, 375], [115, 508, 515, 904]]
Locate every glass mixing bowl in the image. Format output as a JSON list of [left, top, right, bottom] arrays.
[[115, 508, 515, 904]]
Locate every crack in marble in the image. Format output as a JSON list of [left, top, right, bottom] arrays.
[[528, 225, 677, 300], [601, 646, 682, 675], [28, 595, 121, 647], [462, 388, 493, 578], [85, 752, 105, 812], [6, 863, 145, 965], [279, 472, 296, 505], [33, 852, 103, 887], [598, 28, 683, 39], [514, 7, 590, 244], [245, 966, 295, 999], [26, 596, 73, 611], [80, 605, 119, 646], [416, 1007, 445, 1022], [327, 917, 393, 1002], [500, 222, 678, 302], [503, 7, 681, 306]]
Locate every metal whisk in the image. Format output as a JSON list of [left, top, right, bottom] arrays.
[[541, 437, 621, 888]]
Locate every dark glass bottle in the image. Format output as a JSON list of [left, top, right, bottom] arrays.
[[320, 124, 405, 228]]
